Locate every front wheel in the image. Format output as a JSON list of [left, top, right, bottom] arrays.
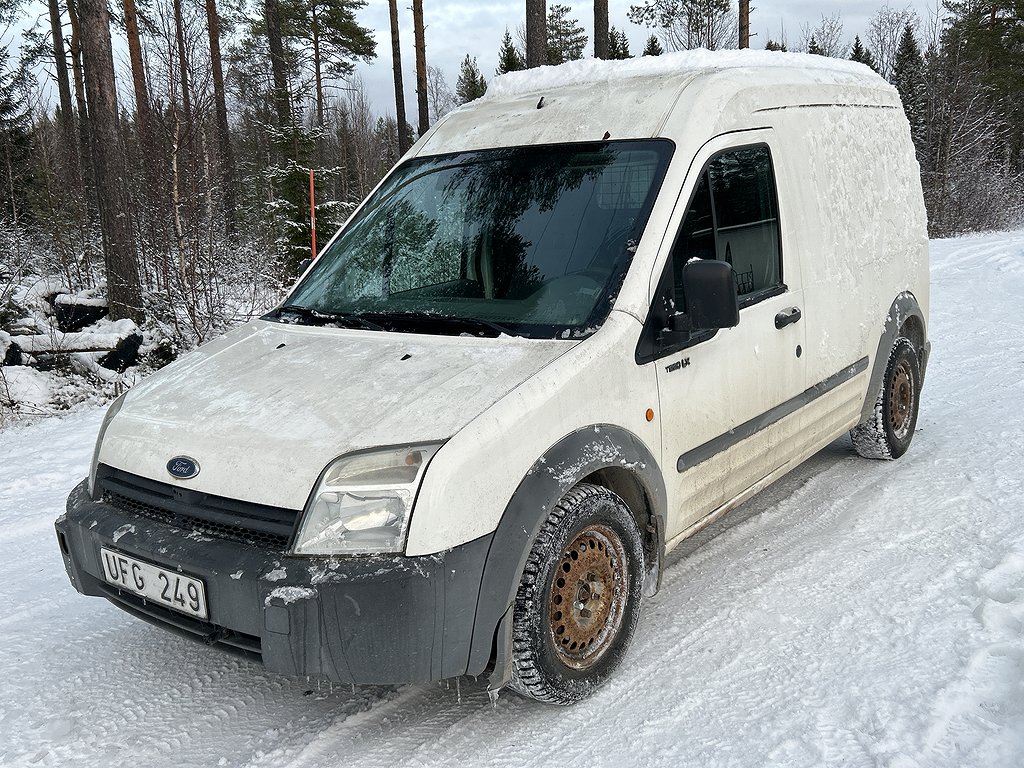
[[851, 336, 921, 459], [507, 483, 644, 705]]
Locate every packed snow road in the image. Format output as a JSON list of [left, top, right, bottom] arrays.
[[3, 231, 1024, 768]]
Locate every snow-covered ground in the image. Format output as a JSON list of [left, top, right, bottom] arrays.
[[2, 230, 1023, 768]]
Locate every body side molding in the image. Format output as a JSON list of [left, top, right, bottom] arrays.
[[677, 357, 869, 473]]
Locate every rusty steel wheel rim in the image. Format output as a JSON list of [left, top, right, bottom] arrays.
[[547, 524, 628, 671], [889, 360, 914, 439]]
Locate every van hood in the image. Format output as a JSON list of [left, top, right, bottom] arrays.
[[98, 319, 572, 510]]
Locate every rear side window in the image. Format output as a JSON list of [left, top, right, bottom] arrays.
[[671, 144, 782, 306]]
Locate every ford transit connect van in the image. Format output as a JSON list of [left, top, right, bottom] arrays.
[[55, 51, 929, 705]]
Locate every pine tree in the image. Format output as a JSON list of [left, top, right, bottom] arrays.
[[891, 24, 927, 163], [547, 4, 587, 64], [642, 34, 663, 56], [280, 0, 376, 127], [608, 26, 631, 59], [455, 55, 487, 103], [628, 0, 731, 50], [849, 35, 877, 71], [496, 28, 525, 75], [807, 35, 824, 55], [765, 39, 788, 52], [0, 46, 32, 224]]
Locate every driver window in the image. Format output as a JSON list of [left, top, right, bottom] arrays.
[[670, 144, 782, 308]]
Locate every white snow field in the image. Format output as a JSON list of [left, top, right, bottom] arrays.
[[2, 230, 1024, 768]]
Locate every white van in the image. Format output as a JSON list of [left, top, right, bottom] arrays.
[[55, 51, 929, 705]]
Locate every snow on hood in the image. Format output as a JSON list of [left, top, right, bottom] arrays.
[[485, 49, 885, 100], [99, 319, 572, 510]]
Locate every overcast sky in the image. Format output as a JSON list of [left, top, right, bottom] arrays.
[[351, 0, 941, 118]]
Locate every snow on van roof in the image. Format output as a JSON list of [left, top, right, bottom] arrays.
[[485, 49, 884, 100]]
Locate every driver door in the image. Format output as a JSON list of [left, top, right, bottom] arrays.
[[645, 133, 807, 540]]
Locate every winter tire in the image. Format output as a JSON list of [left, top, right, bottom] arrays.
[[507, 483, 644, 705], [851, 336, 920, 460]]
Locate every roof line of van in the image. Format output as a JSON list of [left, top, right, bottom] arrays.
[[754, 103, 901, 113]]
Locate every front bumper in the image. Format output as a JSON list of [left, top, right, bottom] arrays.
[[55, 480, 493, 685]]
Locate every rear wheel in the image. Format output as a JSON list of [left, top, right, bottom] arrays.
[[851, 337, 920, 459], [508, 483, 644, 705]]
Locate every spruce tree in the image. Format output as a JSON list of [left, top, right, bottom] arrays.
[[0, 46, 33, 224], [547, 4, 587, 64], [807, 35, 824, 55], [608, 26, 631, 59], [891, 24, 927, 164], [455, 55, 487, 104], [496, 28, 525, 75], [849, 35, 878, 71], [642, 34, 663, 56], [765, 39, 787, 52]]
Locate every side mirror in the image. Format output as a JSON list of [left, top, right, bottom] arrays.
[[682, 259, 739, 330], [297, 257, 313, 276]]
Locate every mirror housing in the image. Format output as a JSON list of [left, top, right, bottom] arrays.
[[682, 259, 739, 330]]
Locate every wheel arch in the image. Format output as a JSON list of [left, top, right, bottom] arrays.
[[860, 292, 929, 424], [464, 424, 667, 685]]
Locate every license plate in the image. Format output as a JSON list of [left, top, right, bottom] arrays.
[[99, 547, 208, 620]]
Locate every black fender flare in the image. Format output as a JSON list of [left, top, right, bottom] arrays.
[[860, 292, 929, 424], [465, 424, 667, 683]]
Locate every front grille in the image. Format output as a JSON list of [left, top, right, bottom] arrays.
[[97, 465, 299, 551]]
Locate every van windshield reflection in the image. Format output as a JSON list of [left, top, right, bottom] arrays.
[[276, 140, 673, 338]]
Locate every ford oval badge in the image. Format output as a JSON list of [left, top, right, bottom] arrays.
[[167, 456, 200, 480]]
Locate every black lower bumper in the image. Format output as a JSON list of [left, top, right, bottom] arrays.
[[56, 480, 494, 685]]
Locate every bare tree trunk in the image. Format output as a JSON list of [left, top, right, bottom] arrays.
[[265, 0, 290, 130], [65, 0, 97, 226], [77, 0, 145, 322], [739, 0, 749, 48], [172, 0, 192, 123], [594, 0, 609, 59], [412, 0, 428, 137], [205, 0, 237, 237], [388, 0, 410, 154], [311, 2, 325, 127], [123, 0, 151, 137], [526, 0, 546, 68], [123, 0, 162, 263], [47, 0, 74, 135], [48, 0, 85, 229]]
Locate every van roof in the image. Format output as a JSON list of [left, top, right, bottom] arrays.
[[485, 49, 886, 99], [415, 50, 900, 157]]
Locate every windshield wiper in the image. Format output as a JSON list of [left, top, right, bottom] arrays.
[[367, 311, 515, 338], [273, 305, 386, 332]]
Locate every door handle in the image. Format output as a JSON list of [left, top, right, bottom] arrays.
[[774, 307, 802, 329]]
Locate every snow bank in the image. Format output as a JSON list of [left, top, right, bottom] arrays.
[[486, 49, 884, 99], [54, 293, 107, 308], [1, 366, 52, 407]]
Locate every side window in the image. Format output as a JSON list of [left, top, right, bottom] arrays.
[[670, 145, 782, 307]]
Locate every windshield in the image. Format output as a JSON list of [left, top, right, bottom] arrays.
[[278, 140, 673, 338]]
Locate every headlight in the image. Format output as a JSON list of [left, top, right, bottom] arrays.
[[88, 392, 127, 499], [292, 443, 442, 555]]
